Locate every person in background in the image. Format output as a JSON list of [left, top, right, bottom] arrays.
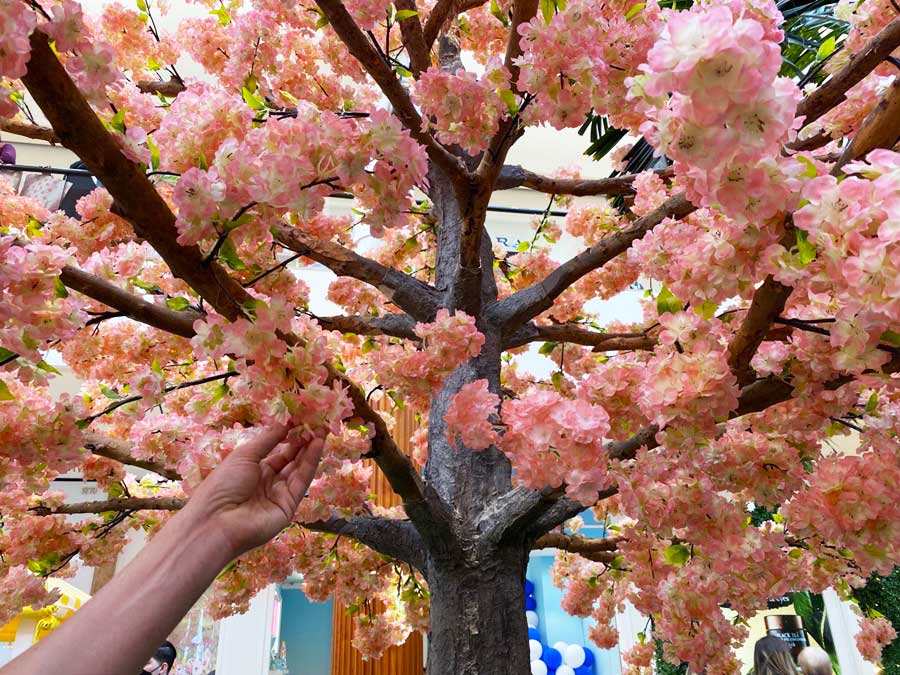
[[142, 641, 177, 675], [754, 636, 798, 675], [59, 160, 99, 218], [0, 140, 15, 165], [0, 425, 325, 675], [797, 647, 833, 675]]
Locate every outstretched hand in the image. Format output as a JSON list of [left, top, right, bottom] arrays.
[[186, 426, 325, 556]]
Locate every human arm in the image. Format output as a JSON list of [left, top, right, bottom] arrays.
[[1, 425, 324, 675]]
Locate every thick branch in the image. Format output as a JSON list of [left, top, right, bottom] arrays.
[[533, 532, 623, 557], [0, 119, 59, 143], [797, 17, 900, 127], [495, 165, 674, 197], [313, 0, 469, 184], [395, 0, 431, 75], [314, 313, 419, 340], [492, 192, 695, 330], [727, 276, 794, 387], [22, 31, 434, 530], [82, 433, 182, 481], [136, 79, 186, 97], [61, 266, 201, 339], [526, 488, 618, 538], [505, 323, 656, 351], [834, 76, 900, 170], [273, 224, 439, 321], [302, 515, 426, 571]]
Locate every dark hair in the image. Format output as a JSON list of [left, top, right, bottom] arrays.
[[155, 641, 177, 670], [754, 636, 796, 675]]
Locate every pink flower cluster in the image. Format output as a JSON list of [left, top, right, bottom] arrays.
[[444, 379, 500, 449], [414, 63, 511, 156], [0, 0, 37, 81], [856, 616, 898, 664], [501, 390, 611, 504]]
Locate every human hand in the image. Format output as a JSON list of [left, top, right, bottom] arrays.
[[185, 426, 324, 557]]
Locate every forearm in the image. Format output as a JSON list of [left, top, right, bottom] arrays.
[[2, 503, 235, 675]]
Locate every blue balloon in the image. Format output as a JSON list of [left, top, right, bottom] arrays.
[[525, 596, 537, 611], [541, 645, 563, 670], [528, 628, 542, 641], [525, 579, 536, 596], [581, 649, 595, 667], [574, 667, 593, 675]]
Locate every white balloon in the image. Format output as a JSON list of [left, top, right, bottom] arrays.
[[529, 639, 543, 661], [557, 666, 576, 675], [553, 641, 569, 654], [526, 610, 539, 628], [531, 660, 548, 675], [564, 644, 587, 667]]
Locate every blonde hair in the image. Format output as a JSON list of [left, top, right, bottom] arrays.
[[798, 647, 833, 675]]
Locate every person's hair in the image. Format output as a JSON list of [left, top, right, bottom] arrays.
[[754, 636, 797, 675], [154, 641, 177, 671], [797, 647, 833, 675]]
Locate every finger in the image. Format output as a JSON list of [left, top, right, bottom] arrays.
[[285, 437, 325, 502], [234, 424, 289, 462], [261, 440, 300, 475]]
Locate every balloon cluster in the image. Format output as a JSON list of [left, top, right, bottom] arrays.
[[526, 578, 596, 675]]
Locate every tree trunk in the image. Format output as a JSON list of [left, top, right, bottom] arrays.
[[425, 543, 531, 675]]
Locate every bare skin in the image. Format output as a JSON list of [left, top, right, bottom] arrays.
[[1, 426, 324, 675]]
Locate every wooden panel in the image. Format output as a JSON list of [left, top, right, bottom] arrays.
[[330, 397, 424, 675]]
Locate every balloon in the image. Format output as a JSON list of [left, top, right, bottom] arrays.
[[528, 628, 542, 641], [564, 645, 587, 667], [525, 579, 536, 596], [541, 645, 563, 670], [526, 596, 537, 611], [530, 639, 544, 661], [531, 660, 548, 675], [581, 649, 595, 667], [553, 641, 569, 654], [526, 610, 539, 628], [557, 666, 576, 675], [574, 666, 593, 675]]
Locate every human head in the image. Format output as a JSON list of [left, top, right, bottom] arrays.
[[798, 647, 833, 675], [754, 636, 797, 675], [142, 640, 177, 675]]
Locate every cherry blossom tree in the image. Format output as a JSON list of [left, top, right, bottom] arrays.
[[1, 0, 900, 673]]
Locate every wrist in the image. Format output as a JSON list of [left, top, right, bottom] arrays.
[[174, 499, 242, 569]]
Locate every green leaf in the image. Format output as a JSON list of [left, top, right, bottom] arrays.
[[538, 341, 558, 355], [816, 35, 836, 60], [241, 86, 265, 111], [516, 240, 530, 252], [210, 6, 231, 26], [315, 10, 329, 28], [99, 384, 123, 399], [0, 379, 13, 401], [151, 358, 163, 375], [797, 154, 818, 178], [36, 360, 61, 375], [394, 64, 413, 78], [146, 55, 161, 71], [147, 135, 160, 171], [395, 9, 419, 19], [108, 108, 127, 134], [132, 278, 161, 293], [551, 370, 566, 391], [789, 548, 805, 559], [223, 212, 254, 233], [55, 276, 69, 298], [697, 300, 717, 320], [210, 382, 229, 404], [490, 0, 510, 25], [26, 217, 43, 237], [865, 391, 879, 414], [361, 337, 376, 354], [656, 285, 682, 316], [624, 2, 645, 19], [165, 296, 191, 311], [136, 0, 148, 10], [218, 238, 247, 270], [879, 330, 900, 346], [540, 0, 555, 23], [498, 88, 518, 114], [663, 543, 690, 566], [795, 229, 817, 266], [0, 347, 16, 362]]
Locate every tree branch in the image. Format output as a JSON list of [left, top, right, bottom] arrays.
[[313, 0, 469, 185], [60, 265, 201, 339], [273, 223, 439, 321], [395, 0, 431, 76], [504, 322, 657, 351], [32, 496, 186, 516], [533, 533, 624, 562], [797, 17, 900, 127], [0, 119, 59, 143], [526, 487, 619, 538], [491, 192, 695, 331], [302, 515, 426, 571], [136, 79, 186, 97], [82, 433, 182, 481], [313, 313, 419, 340], [495, 165, 674, 197]]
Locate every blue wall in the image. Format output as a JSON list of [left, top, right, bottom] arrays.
[[280, 589, 333, 675]]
